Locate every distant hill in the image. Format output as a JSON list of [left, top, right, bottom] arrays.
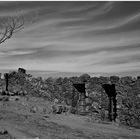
[[0, 69, 140, 79], [28, 71, 85, 78], [17, 70, 140, 79]]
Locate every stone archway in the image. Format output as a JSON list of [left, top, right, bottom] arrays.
[[73, 83, 86, 115], [102, 84, 117, 122]]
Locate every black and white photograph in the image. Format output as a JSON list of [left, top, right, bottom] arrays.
[[0, 0, 140, 139]]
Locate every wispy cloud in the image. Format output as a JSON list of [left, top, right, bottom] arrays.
[[0, 1, 140, 76]]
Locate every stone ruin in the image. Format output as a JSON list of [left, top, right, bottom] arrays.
[[72, 82, 117, 122], [102, 84, 117, 122], [73, 83, 87, 115], [51, 99, 71, 115], [18, 68, 26, 74], [0, 68, 27, 101], [0, 68, 118, 121]]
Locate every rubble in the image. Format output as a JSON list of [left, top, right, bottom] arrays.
[[9, 96, 20, 101], [0, 128, 8, 135], [18, 68, 26, 74], [0, 96, 9, 101], [30, 106, 38, 113], [51, 103, 71, 114]]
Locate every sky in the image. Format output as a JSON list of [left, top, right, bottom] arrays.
[[0, 1, 140, 77]]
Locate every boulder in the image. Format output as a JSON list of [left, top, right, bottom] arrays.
[[0, 89, 2, 94], [2, 96, 9, 101], [85, 98, 92, 105], [51, 104, 71, 114], [0, 128, 8, 135], [19, 90, 24, 96], [30, 106, 38, 113], [51, 105, 57, 114], [8, 92, 15, 96], [4, 91, 9, 96], [56, 105, 63, 114], [137, 94, 140, 98], [9, 96, 20, 101], [0, 96, 3, 101]]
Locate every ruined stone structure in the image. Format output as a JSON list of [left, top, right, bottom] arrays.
[[4, 73, 9, 92], [18, 68, 26, 74], [73, 83, 86, 115], [102, 84, 117, 122]]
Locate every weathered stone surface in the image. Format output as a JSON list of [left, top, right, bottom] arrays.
[[85, 98, 92, 105], [18, 68, 26, 74], [30, 106, 38, 113], [8, 92, 15, 96], [0, 128, 8, 135], [9, 96, 20, 101], [1, 96, 9, 101]]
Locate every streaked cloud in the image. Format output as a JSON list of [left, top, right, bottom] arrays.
[[0, 1, 140, 76]]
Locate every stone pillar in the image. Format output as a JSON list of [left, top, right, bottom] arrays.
[[113, 96, 117, 121], [73, 83, 86, 115], [102, 84, 117, 122], [108, 96, 112, 121], [4, 73, 9, 91], [78, 92, 86, 114]]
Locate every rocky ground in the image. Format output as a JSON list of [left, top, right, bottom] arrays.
[[0, 95, 140, 139]]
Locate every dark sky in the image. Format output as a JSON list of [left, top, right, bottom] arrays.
[[0, 1, 140, 76]]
